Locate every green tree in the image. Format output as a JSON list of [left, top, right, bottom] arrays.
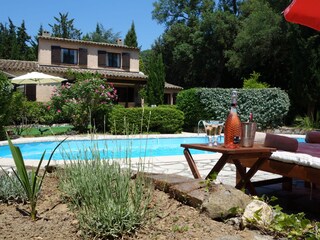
[[0, 19, 37, 61], [49, 12, 82, 39], [144, 53, 165, 105], [124, 21, 138, 47], [16, 21, 33, 60], [0, 22, 10, 58], [8, 19, 19, 59], [82, 23, 120, 43], [0, 72, 13, 139]]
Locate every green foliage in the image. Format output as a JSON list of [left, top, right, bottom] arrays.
[[177, 88, 290, 130], [269, 205, 320, 239], [0, 172, 27, 202], [49, 12, 82, 39], [243, 71, 270, 89], [0, 19, 35, 60], [82, 23, 120, 43], [176, 88, 211, 131], [5, 136, 65, 220], [59, 150, 152, 239], [50, 78, 117, 133], [7, 92, 60, 135], [295, 111, 320, 130], [0, 72, 13, 140], [144, 53, 165, 106], [124, 21, 138, 47], [109, 105, 184, 134]]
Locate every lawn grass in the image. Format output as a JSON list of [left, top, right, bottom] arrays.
[[7, 125, 73, 137]]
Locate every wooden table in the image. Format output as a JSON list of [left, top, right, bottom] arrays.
[[181, 143, 276, 195]]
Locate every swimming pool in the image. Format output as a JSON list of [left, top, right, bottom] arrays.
[[0, 136, 306, 161], [0, 136, 218, 161]]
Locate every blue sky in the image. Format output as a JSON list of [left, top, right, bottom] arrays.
[[0, 0, 165, 50]]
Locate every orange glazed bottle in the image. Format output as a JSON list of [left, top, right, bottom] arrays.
[[224, 90, 241, 149]]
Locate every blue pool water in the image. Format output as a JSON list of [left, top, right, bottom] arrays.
[[0, 136, 306, 161], [0, 136, 218, 161]]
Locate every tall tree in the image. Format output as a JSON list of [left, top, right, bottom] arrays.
[[144, 53, 165, 105], [82, 23, 120, 43], [8, 19, 19, 59], [124, 21, 138, 47], [49, 12, 82, 39], [16, 21, 32, 60], [0, 23, 10, 58]]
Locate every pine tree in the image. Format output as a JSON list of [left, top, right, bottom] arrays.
[[8, 19, 19, 59], [124, 21, 138, 47], [16, 21, 31, 60], [145, 53, 165, 105], [82, 23, 120, 43], [49, 12, 82, 39]]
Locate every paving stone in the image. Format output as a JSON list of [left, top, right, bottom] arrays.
[[145, 173, 196, 191]]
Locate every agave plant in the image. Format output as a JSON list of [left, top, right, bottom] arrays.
[[6, 136, 66, 220]]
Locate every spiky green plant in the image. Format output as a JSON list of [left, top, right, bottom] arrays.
[[6, 136, 66, 220]]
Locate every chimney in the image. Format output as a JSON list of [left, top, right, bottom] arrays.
[[116, 38, 123, 46], [42, 30, 51, 37]]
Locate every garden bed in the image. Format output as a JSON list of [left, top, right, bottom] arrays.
[[0, 173, 269, 240]]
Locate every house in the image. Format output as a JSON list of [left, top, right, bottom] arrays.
[[0, 33, 182, 106]]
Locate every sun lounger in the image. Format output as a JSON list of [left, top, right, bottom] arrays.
[[239, 131, 320, 190]]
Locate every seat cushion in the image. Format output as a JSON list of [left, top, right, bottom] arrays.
[[305, 131, 320, 143], [297, 142, 320, 158], [263, 133, 298, 152]]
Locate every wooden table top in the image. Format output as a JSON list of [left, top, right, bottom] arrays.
[[180, 143, 276, 154]]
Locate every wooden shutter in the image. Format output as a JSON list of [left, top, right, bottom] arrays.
[[51, 46, 61, 65], [79, 48, 88, 67], [122, 52, 130, 70], [98, 50, 106, 67]]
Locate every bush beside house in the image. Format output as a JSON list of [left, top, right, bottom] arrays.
[[177, 88, 290, 131], [109, 105, 184, 134]]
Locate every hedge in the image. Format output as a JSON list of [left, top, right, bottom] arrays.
[[176, 88, 290, 130], [109, 105, 184, 134]]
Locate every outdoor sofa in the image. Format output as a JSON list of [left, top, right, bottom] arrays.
[[239, 131, 320, 190]]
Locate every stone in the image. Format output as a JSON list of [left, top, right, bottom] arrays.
[[201, 184, 252, 219], [241, 199, 274, 228]]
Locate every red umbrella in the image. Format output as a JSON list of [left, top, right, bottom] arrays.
[[284, 0, 320, 31]]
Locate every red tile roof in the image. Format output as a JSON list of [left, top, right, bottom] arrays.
[[39, 36, 139, 50], [0, 59, 147, 81]]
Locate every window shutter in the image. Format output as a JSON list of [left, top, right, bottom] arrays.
[[79, 48, 88, 67], [98, 50, 106, 67], [122, 52, 130, 70], [51, 46, 61, 64]]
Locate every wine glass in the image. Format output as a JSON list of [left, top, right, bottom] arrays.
[[203, 120, 217, 146], [204, 120, 224, 146], [215, 121, 225, 145]]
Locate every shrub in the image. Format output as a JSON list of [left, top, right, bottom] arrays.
[[177, 88, 290, 130], [0, 72, 13, 140], [109, 105, 184, 134], [50, 78, 117, 133], [0, 172, 27, 202], [176, 88, 210, 131], [243, 71, 270, 89], [59, 146, 152, 239]]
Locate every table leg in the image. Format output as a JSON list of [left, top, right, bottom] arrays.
[[205, 154, 230, 180], [183, 148, 202, 179], [234, 157, 266, 195]]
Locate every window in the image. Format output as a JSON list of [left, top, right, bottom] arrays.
[[61, 48, 78, 64], [107, 53, 121, 68]]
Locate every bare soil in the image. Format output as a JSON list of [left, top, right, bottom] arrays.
[[0, 174, 271, 240]]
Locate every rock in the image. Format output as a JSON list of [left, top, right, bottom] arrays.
[[241, 199, 273, 228], [201, 184, 252, 219]]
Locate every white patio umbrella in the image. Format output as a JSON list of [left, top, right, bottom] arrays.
[[11, 71, 66, 84]]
